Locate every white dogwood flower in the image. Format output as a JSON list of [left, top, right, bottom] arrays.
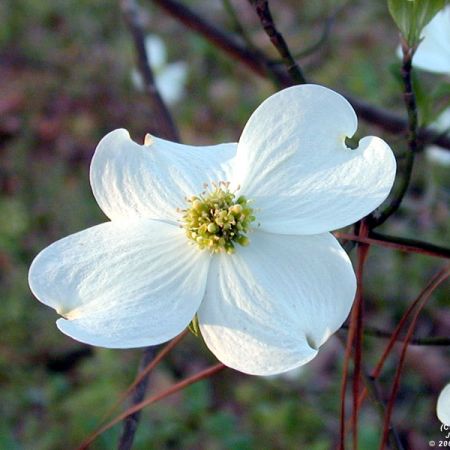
[[131, 35, 187, 104], [437, 383, 450, 426], [28, 85, 396, 376], [408, 6, 450, 74]]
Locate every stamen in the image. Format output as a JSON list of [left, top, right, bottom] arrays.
[[181, 183, 255, 254]]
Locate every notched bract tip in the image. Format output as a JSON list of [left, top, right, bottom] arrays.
[[144, 133, 154, 146], [56, 306, 82, 320]]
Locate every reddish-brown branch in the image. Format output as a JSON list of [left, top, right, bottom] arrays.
[[341, 325, 450, 346], [339, 222, 370, 450], [372, 265, 448, 376], [78, 363, 227, 450], [352, 222, 370, 449], [379, 265, 450, 449], [340, 314, 354, 450], [99, 330, 188, 426], [360, 371, 404, 450], [335, 232, 450, 259], [355, 265, 450, 415], [340, 304, 364, 450], [150, 0, 450, 150]]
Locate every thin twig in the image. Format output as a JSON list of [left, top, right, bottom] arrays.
[[152, 0, 288, 87], [222, 0, 258, 54], [100, 330, 188, 426], [334, 231, 450, 260], [292, 0, 350, 59], [336, 335, 403, 450], [340, 305, 355, 449], [355, 265, 450, 415], [352, 222, 370, 450], [121, 0, 180, 141], [249, 0, 307, 84], [150, 0, 450, 150], [292, 12, 333, 59], [369, 38, 419, 228], [361, 371, 404, 450], [341, 325, 450, 346], [379, 265, 450, 449], [78, 363, 227, 450], [117, 1, 182, 447], [117, 347, 156, 450], [339, 222, 369, 450]]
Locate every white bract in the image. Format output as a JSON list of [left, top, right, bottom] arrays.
[[131, 35, 187, 104], [424, 108, 450, 193], [426, 108, 450, 166], [28, 84, 396, 376], [406, 6, 450, 74], [437, 383, 450, 426]]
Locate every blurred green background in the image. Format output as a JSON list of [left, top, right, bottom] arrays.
[[1, 0, 449, 449]]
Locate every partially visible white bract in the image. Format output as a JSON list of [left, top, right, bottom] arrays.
[[394, 6, 450, 189], [427, 146, 450, 167], [437, 383, 450, 426], [407, 6, 450, 74], [425, 108, 450, 192], [426, 108, 450, 166], [29, 84, 397, 376], [131, 35, 187, 104]]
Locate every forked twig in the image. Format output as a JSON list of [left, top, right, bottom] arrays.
[[379, 265, 450, 449], [352, 265, 450, 430], [117, 346, 156, 450], [100, 331, 188, 426], [77, 363, 227, 450]]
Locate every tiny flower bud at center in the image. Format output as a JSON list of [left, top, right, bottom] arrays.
[[182, 182, 255, 254]]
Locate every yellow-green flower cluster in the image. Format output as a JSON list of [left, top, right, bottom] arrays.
[[182, 182, 255, 254]]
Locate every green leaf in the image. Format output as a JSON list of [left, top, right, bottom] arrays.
[[388, 0, 448, 46], [188, 314, 201, 337]]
